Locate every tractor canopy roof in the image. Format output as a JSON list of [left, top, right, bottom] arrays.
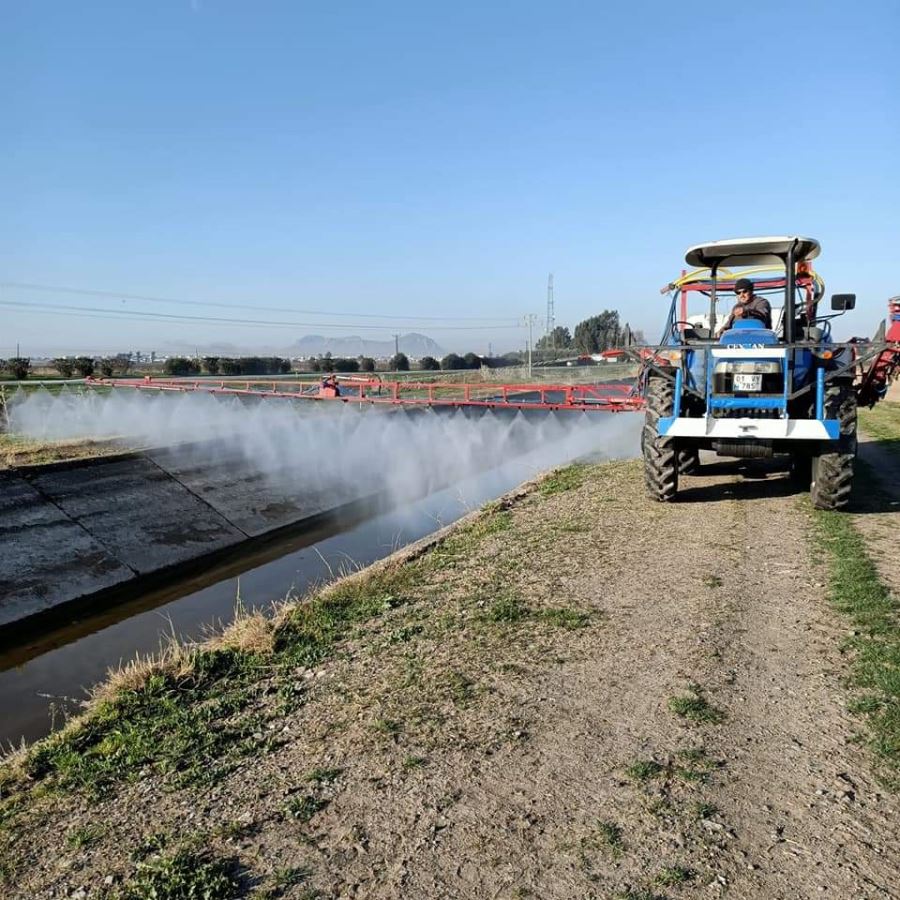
[[666, 264, 825, 302], [684, 236, 820, 268]]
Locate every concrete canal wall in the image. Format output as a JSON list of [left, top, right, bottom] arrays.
[[0, 446, 365, 631]]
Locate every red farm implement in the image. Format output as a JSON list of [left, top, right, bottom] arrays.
[[856, 295, 900, 407], [85, 375, 645, 414]]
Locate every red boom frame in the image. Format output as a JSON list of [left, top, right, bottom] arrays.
[[85, 376, 644, 413]]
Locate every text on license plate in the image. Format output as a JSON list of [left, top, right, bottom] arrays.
[[734, 374, 763, 391]]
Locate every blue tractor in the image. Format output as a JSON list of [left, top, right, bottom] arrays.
[[641, 236, 867, 510]]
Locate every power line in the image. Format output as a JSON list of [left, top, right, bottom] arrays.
[[0, 281, 514, 324], [0, 299, 523, 332]]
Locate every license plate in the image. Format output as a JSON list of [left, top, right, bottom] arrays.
[[733, 374, 763, 391]]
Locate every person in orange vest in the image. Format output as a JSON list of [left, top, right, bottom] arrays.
[[320, 373, 340, 397]]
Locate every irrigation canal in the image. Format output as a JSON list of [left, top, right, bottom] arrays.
[[0, 413, 641, 747]]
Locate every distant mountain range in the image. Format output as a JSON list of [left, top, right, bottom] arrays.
[[290, 333, 446, 359]]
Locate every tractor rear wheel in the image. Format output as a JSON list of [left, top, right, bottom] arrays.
[[678, 447, 701, 475], [642, 375, 679, 502], [810, 383, 857, 511]]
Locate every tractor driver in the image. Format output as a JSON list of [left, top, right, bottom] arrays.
[[720, 277, 772, 331]]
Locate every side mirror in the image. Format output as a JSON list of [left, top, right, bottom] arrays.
[[831, 293, 856, 311]]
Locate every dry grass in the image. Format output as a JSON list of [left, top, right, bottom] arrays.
[[0, 434, 129, 469]]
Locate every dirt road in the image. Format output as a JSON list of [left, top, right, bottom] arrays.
[[2, 456, 898, 899]]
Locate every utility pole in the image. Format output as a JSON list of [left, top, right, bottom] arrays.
[[545, 274, 555, 340], [523, 314, 538, 379], [393, 333, 400, 356]]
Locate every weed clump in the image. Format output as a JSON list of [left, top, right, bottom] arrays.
[[117, 847, 238, 900], [668, 685, 725, 724], [306, 767, 343, 785], [285, 794, 329, 824], [625, 760, 664, 782], [540, 608, 591, 630], [595, 820, 624, 854], [654, 864, 694, 886], [482, 594, 530, 624]]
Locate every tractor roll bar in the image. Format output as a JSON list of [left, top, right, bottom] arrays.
[[785, 240, 796, 346]]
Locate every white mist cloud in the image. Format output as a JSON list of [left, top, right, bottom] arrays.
[[8, 388, 642, 503]]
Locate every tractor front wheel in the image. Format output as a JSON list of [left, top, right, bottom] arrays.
[[810, 383, 857, 511], [642, 376, 679, 502]]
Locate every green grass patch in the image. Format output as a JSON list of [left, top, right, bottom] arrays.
[[668, 685, 725, 724], [23, 647, 264, 797], [215, 819, 257, 840], [470, 506, 514, 538], [373, 717, 402, 737], [859, 401, 900, 443], [259, 865, 312, 899], [539, 463, 586, 497], [539, 607, 591, 630], [444, 670, 476, 706], [625, 759, 665, 782], [389, 623, 424, 644], [482, 593, 531, 624], [692, 801, 718, 820], [285, 794, 330, 824], [273, 570, 411, 667], [66, 823, 105, 850], [305, 767, 343, 785], [429, 503, 516, 570], [653, 865, 694, 886], [116, 847, 238, 900], [595, 820, 624, 855], [131, 831, 169, 862], [812, 507, 900, 784]]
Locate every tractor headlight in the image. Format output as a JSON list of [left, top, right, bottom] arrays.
[[714, 361, 781, 375]]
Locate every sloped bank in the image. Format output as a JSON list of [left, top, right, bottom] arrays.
[[0, 443, 377, 636]]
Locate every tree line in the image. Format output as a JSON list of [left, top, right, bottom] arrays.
[[535, 311, 642, 355], [2, 310, 641, 381], [1, 356, 134, 380], [184, 356, 293, 376], [307, 351, 523, 373]]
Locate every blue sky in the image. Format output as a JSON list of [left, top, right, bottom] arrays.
[[2, 0, 898, 356]]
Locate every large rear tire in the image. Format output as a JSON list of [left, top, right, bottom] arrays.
[[642, 376, 679, 502], [678, 447, 701, 475], [810, 383, 857, 511]]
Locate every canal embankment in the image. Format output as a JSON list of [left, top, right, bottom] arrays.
[[0, 443, 369, 633]]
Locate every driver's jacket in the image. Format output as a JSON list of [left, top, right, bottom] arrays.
[[722, 294, 772, 330]]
